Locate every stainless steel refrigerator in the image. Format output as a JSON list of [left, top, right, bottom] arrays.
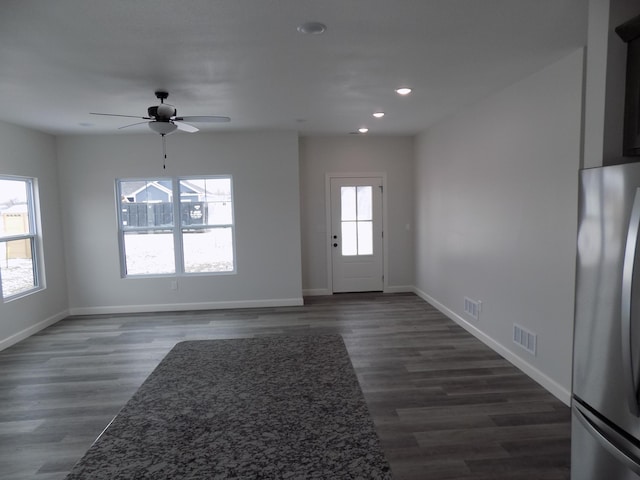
[[573, 162, 640, 479]]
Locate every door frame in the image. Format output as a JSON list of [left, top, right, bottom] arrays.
[[325, 172, 388, 294]]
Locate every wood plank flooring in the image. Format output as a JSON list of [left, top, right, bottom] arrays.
[[0, 293, 571, 479]]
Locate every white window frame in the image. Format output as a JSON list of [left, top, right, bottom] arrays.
[[116, 176, 236, 277], [0, 175, 42, 301]]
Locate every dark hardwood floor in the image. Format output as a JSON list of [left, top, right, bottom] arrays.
[[0, 293, 571, 479]]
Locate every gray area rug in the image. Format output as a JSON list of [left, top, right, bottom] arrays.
[[65, 334, 392, 479]]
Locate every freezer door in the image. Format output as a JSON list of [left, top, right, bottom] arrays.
[[572, 401, 640, 479], [574, 163, 640, 438]]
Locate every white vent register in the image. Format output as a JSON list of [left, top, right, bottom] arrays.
[[513, 324, 537, 355], [464, 297, 481, 320]]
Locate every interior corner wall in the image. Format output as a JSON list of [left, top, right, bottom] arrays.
[[298, 136, 415, 294], [56, 131, 303, 314], [414, 49, 584, 403], [0, 121, 69, 348]]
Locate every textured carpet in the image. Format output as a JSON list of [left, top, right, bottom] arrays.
[[65, 334, 392, 479]]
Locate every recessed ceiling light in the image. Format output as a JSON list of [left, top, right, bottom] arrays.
[[297, 22, 327, 35], [395, 87, 412, 95], [358, 127, 369, 134], [373, 112, 385, 118]]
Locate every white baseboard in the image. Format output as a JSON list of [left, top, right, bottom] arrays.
[[69, 297, 305, 316], [303, 286, 413, 296], [302, 288, 332, 296], [0, 309, 69, 352], [412, 287, 571, 406], [384, 285, 414, 293]]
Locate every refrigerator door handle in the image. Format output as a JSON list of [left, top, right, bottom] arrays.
[[574, 401, 640, 475], [622, 187, 640, 416]]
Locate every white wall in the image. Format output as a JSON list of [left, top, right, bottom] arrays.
[[299, 136, 414, 294], [414, 49, 584, 404], [0, 121, 69, 348], [56, 131, 303, 314]]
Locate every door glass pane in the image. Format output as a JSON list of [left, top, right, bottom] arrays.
[[0, 239, 35, 298], [123, 231, 175, 275], [341, 221, 357, 256], [357, 186, 372, 221], [183, 227, 234, 273], [357, 221, 373, 255], [341, 187, 356, 221], [339, 184, 376, 257]]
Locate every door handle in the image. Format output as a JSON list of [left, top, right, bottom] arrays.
[[622, 187, 640, 416]]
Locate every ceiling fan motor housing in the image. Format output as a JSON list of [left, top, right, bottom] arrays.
[[148, 104, 177, 120]]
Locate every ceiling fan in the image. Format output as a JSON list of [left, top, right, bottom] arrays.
[[90, 91, 230, 168], [90, 90, 230, 135]]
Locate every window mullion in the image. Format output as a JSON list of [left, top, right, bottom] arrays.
[[29, 236, 39, 288], [0, 233, 33, 243], [26, 180, 39, 287], [355, 187, 360, 255], [116, 180, 128, 277], [26, 179, 36, 235], [172, 177, 184, 274]]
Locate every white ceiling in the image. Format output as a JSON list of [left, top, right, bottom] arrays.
[[0, 0, 587, 136]]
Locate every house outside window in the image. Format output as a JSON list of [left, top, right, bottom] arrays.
[[0, 176, 42, 300], [116, 177, 235, 277]]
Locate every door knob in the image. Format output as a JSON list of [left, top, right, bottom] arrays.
[[333, 243, 338, 247]]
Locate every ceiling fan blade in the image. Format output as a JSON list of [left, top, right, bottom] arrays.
[[118, 121, 150, 130], [173, 115, 230, 123], [174, 121, 198, 133], [90, 112, 151, 119]]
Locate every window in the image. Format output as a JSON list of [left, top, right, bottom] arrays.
[[116, 177, 235, 277], [0, 176, 41, 300]]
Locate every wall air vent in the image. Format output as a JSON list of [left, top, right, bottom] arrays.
[[513, 323, 537, 355], [464, 297, 480, 320]]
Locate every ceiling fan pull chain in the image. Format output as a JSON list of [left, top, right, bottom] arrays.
[[162, 134, 167, 169]]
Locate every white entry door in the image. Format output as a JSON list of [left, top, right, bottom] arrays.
[[330, 177, 383, 293]]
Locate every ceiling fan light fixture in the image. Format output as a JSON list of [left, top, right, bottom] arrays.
[[148, 121, 178, 135], [156, 104, 176, 118]]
